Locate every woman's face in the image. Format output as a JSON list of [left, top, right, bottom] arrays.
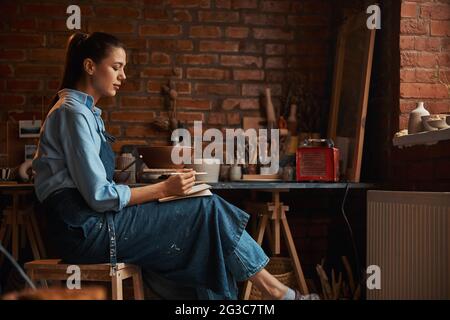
[[90, 47, 127, 97]]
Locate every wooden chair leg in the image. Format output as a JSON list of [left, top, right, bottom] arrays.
[[24, 214, 41, 260], [132, 271, 145, 300], [111, 274, 123, 300]]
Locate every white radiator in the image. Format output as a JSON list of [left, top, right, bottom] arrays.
[[367, 191, 450, 300]]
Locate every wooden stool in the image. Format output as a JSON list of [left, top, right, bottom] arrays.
[[24, 259, 145, 300]]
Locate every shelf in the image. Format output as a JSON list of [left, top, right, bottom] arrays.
[[393, 128, 450, 147]]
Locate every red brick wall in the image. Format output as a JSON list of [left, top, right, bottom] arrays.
[[399, 0, 450, 129], [0, 0, 335, 153]]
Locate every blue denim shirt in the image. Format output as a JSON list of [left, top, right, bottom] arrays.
[[32, 88, 131, 212]]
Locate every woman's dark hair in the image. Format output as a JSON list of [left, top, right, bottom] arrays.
[[49, 32, 124, 107]]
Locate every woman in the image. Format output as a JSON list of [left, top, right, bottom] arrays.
[[32, 32, 316, 300]]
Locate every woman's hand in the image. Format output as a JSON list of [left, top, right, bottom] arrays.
[[164, 169, 196, 196]]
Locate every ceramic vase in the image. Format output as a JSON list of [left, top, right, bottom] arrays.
[[408, 102, 430, 134]]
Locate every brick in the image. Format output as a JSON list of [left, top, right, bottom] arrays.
[[220, 55, 262, 68], [143, 8, 170, 20], [227, 113, 241, 125], [121, 37, 147, 49], [177, 98, 212, 110], [439, 53, 450, 67], [151, 52, 171, 64], [120, 96, 162, 109], [233, 69, 264, 81], [198, 11, 239, 23], [225, 27, 249, 39], [187, 68, 229, 80], [176, 54, 218, 65], [104, 124, 121, 137], [6, 80, 41, 91], [147, 81, 191, 94], [189, 26, 221, 38], [253, 28, 294, 40], [194, 83, 239, 95], [400, 19, 429, 35], [243, 14, 286, 27], [0, 49, 25, 61], [97, 97, 116, 109], [29, 49, 65, 62], [118, 81, 141, 93], [415, 69, 438, 83], [168, 0, 210, 8], [232, 0, 257, 9], [420, 4, 450, 20], [399, 100, 418, 113], [0, 34, 45, 48], [10, 18, 36, 31], [400, 69, 416, 82], [265, 44, 285, 55], [111, 140, 148, 153], [207, 112, 226, 125], [286, 43, 328, 55], [22, 3, 66, 16], [401, 52, 438, 68], [400, 35, 415, 50], [47, 80, 60, 91], [265, 70, 284, 82], [35, 19, 67, 31], [414, 37, 441, 51], [261, 1, 290, 13], [175, 112, 204, 122], [147, 39, 193, 52], [431, 21, 450, 36], [96, 6, 140, 18], [125, 126, 168, 137], [141, 67, 182, 78], [15, 65, 62, 76], [400, 83, 448, 99], [0, 94, 25, 106], [222, 98, 259, 110], [265, 57, 285, 69], [242, 84, 282, 96], [173, 10, 192, 22], [0, 64, 13, 77], [199, 41, 239, 52], [88, 20, 135, 34], [139, 24, 182, 36], [287, 15, 329, 27], [426, 101, 450, 114], [131, 52, 149, 64], [401, 2, 417, 18], [216, 0, 231, 9], [110, 111, 155, 122]]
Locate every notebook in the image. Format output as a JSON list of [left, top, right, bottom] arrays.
[[158, 183, 212, 202]]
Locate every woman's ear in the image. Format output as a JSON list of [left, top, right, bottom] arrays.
[[83, 58, 96, 76]]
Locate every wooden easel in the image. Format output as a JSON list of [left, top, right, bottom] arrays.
[[242, 190, 309, 299], [0, 188, 46, 267]]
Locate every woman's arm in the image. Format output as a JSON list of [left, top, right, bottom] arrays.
[[127, 171, 196, 206]]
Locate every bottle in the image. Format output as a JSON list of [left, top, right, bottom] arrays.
[[408, 102, 430, 134], [265, 87, 276, 129]]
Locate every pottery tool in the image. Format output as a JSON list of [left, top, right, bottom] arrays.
[[119, 155, 142, 173]]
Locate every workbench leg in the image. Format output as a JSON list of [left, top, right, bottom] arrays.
[[12, 195, 19, 260], [30, 210, 47, 257], [281, 216, 309, 295]]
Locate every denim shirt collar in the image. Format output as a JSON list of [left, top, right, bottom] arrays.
[[58, 88, 102, 116]]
